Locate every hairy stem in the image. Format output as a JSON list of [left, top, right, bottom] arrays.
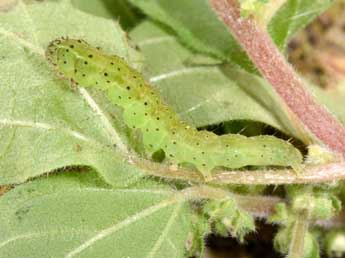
[[182, 185, 281, 217], [288, 212, 310, 258], [210, 0, 345, 156], [135, 156, 345, 185], [212, 162, 345, 185]]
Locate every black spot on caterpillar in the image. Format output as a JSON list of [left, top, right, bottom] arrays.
[[46, 38, 303, 179]]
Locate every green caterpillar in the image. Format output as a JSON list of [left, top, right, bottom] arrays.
[[46, 38, 303, 179]]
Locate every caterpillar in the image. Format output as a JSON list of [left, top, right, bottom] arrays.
[[46, 38, 303, 179]]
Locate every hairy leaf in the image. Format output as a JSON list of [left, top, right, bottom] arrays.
[[128, 0, 334, 69], [0, 171, 192, 258], [0, 0, 143, 185], [72, 0, 141, 29], [269, 0, 334, 50], [130, 22, 306, 139]]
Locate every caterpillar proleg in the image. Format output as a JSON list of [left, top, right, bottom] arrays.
[[46, 38, 303, 179]]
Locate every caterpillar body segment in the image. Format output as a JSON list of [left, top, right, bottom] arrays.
[[46, 38, 303, 179]]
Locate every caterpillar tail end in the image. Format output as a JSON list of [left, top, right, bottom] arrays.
[[288, 146, 304, 174]]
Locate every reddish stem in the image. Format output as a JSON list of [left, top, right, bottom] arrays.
[[210, 0, 345, 156]]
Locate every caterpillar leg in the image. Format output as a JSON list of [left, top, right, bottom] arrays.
[[195, 164, 213, 181], [291, 163, 304, 174]]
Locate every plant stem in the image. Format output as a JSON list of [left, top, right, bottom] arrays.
[[182, 185, 280, 217], [288, 211, 310, 258], [212, 162, 345, 184], [210, 0, 345, 156], [134, 156, 345, 185]]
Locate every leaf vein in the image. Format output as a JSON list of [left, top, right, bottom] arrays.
[[0, 118, 91, 142], [17, 0, 39, 46], [149, 67, 218, 83], [64, 199, 176, 258], [0, 27, 44, 56], [78, 88, 129, 154], [0, 233, 40, 249], [137, 36, 174, 47], [146, 203, 182, 258]]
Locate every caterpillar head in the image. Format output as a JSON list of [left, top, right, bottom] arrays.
[[46, 38, 89, 83]]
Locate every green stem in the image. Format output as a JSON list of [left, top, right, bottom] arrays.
[[288, 211, 310, 258], [180, 185, 280, 216], [134, 156, 345, 185]]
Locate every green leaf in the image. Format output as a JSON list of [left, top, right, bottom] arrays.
[[307, 83, 345, 125], [0, 171, 192, 258], [0, 0, 144, 185], [131, 21, 345, 141], [240, 0, 268, 18], [269, 0, 334, 50], [130, 21, 305, 139], [71, 0, 141, 29], [128, 0, 251, 70], [128, 0, 333, 69], [291, 192, 341, 220]]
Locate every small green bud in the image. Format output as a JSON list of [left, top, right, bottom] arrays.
[[231, 210, 255, 241], [325, 231, 345, 258], [202, 199, 255, 240], [240, 0, 268, 17], [202, 199, 237, 220], [269, 202, 289, 224], [214, 220, 229, 237], [185, 214, 210, 258], [304, 232, 320, 258], [274, 228, 319, 258], [274, 227, 290, 254], [306, 144, 340, 165], [292, 193, 341, 220]]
